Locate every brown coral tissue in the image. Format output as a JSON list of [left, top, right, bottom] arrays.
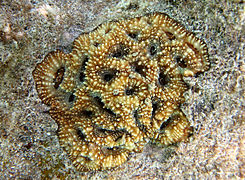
[[33, 12, 209, 171]]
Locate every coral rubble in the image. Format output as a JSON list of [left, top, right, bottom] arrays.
[[33, 12, 209, 171]]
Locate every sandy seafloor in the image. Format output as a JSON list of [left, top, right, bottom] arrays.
[[0, 0, 244, 179]]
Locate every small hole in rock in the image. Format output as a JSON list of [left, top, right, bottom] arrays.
[[133, 110, 138, 119], [68, 93, 75, 102], [126, 2, 139, 10], [100, 69, 117, 82], [79, 71, 86, 82], [93, 42, 100, 47], [97, 127, 108, 134], [127, 32, 138, 40], [83, 56, 89, 63], [23, 142, 33, 150], [158, 72, 170, 86], [54, 67, 65, 89], [175, 55, 187, 68], [194, 71, 203, 78], [106, 147, 114, 151], [151, 102, 158, 118], [81, 110, 93, 118], [77, 128, 86, 140], [125, 88, 135, 95], [110, 44, 129, 58], [148, 42, 160, 56], [132, 62, 147, 77], [149, 44, 157, 56], [105, 147, 114, 151], [93, 96, 116, 116], [95, 127, 117, 137], [160, 117, 172, 130], [94, 127, 109, 137], [102, 146, 121, 155], [165, 31, 176, 40], [79, 56, 89, 82], [134, 110, 144, 131], [94, 96, 105, 108], [104, 73, 114, 82], [105, 108, 116, 116]]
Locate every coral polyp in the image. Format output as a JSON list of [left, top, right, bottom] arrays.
[[33, 12, 209, 171]]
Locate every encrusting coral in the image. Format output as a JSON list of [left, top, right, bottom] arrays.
[[33, 12, 209, 171]]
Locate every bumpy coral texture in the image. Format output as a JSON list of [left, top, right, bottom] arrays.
[[33, 13, 209, 171]]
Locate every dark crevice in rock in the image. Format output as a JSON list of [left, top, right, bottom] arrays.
[[127, 32, 138, 40], [79, 56, 89, 83], [165, 31, 176, 40], [100, 69, 117, 82], [93, 96, 116, 117], [77, 128, 86, 140], [175, 55, 187, 68], [68, 93, 75, 102], [110, 44, 129, 58], [54, 67, 65, 89], [158, 71, 170, 86], [131, 62, 147, 77]]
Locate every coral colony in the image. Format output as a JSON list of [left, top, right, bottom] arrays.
[[33, 13, 209, 171]]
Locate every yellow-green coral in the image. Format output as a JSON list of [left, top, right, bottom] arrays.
[[33, 12, 209, 171]]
